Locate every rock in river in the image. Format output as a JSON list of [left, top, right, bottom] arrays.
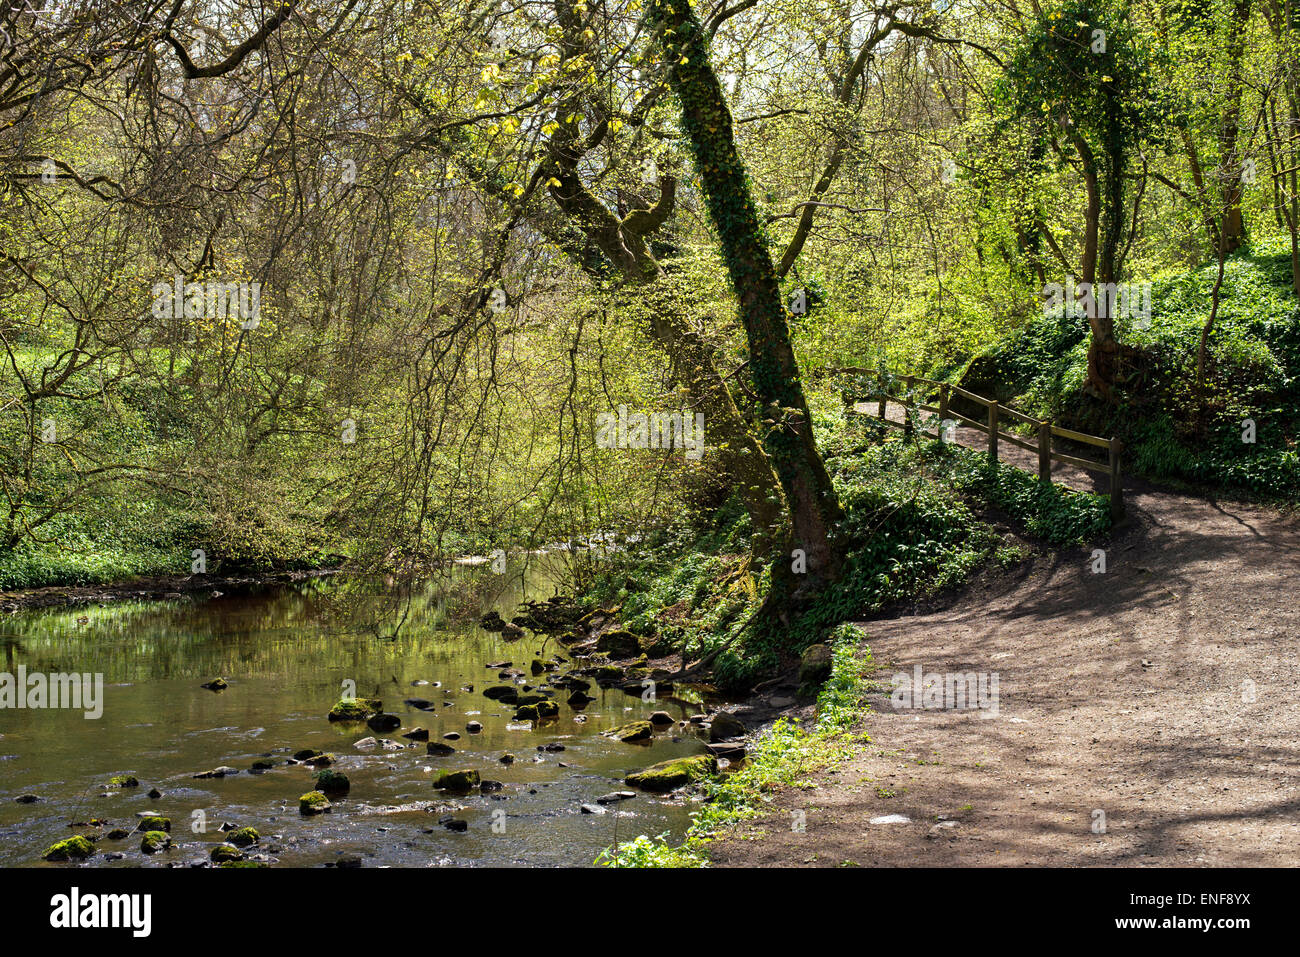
[[596, 791, 636, 804], [431, 769, 480, 792], [140, 831, 172, 854], [210, 844, 243, 863], [595, 630, 642, 659], [708, 712, 746, 742], [367, 712, 402, 733], [314, 769, 351, 794], [42, 836, 95, 861], [193, 766, 240, 779], [328, 697, 383, 722], [299, 791, 331, 815], [606, 720, 653, 743], [625, 754, 718, 793]]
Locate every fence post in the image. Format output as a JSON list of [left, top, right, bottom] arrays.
[[877, 367, 887, 421], [938, 384, 950, 440], [1038, 420, 1051, 480], [1108, 437, 1125, 522], [988, 401, 999, 461], [903, 375, 914, 436]]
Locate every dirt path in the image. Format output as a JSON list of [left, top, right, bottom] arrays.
[[710, 408, 1300, 866]]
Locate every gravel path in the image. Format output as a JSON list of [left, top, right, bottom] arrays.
[[710, 407, 1300, 866]]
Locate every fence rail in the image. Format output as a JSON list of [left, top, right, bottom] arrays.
[[841, 370, 1125, 522]]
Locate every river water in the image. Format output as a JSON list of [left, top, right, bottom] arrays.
[[0, 561, 701, 867]]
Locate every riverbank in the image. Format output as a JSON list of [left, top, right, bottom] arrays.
[[0, 568, 341, 613]]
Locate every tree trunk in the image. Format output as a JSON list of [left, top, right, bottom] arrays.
[[648, 0, 843, 593], [634, 286, 790, 557], [1218, 0, 1253, 254], [1072, 133, 1120, 397]]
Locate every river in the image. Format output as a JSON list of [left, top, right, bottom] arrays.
[[0, 559, 702, 866]]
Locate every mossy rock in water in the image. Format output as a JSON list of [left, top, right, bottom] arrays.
[[513, 699, 558, 721], [314, 769, 350, 794], [328, 697, 383, 722], [483, 685, 519, 703], [109, 774, 139, 788], [209, 844, 244, 863], [140, 831, 172, 854], [431, 769, 480, 792], [219, 860, 267, 868], [596, 630, 642, 658], [606, 720, 653, 743], [227, 827, 259, 848], [299, 791, 331, 815], [590, 665, 624, 683], [625, 754, 718, 793], [42, 835, 96, 861], [136, 815, 170, 833]]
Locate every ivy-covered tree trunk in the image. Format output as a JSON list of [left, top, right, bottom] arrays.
[[647, 0, 844, 592]]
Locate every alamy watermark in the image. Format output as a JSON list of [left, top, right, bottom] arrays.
[[150, 275, 261, 328], [0, 667, 103, 719], [1043, 276, 1151, 328], [890, 664, 1000, 717], [596, 405, 705, 460]]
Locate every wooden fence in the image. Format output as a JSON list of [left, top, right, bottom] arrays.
[[842, 370, 1125, 522]]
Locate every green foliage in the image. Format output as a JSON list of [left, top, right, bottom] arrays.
[[998, 0, 1168, 157], [929, 444, 1112, 544], [595, 431, 1082, 696], [944, 247, 1299, 498]]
